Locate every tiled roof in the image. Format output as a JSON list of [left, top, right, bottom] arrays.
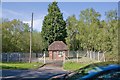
[[48, 41, 68, 51]]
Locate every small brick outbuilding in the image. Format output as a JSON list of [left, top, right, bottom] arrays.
[[48, 41, 68, 60]]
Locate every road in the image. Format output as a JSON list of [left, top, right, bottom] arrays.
[[1, 66, 68, 80]]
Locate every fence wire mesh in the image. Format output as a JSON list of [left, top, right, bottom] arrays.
[[1, 52, 44, 62], [1, 51, 106, 63]]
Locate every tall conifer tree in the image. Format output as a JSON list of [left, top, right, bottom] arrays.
[[41, 2, 67, 45]]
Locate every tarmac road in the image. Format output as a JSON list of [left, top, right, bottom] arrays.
[[1, 66, 68, 80]]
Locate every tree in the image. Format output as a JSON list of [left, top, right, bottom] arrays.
[[32, 31, 45, 52], [2, 19, 45, 53], [80, 8, 101, 26], [2, 19, 30, 52], [104, 10, 118, 60], [65, 8, 118, 61], [2, 19, 13, 52], [78, 8, 101, 51], [105, 9, 117, 22], [66, 15, 80, 51], [41, 1, 67, 46]]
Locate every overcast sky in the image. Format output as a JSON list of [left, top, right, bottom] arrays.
[[2, 2, 118, 32]]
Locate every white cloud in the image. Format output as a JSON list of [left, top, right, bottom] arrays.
[[23, 18, 44, 32], [3, 8, 45, 32], [61, 10, 70, 20], [62, 10, 70, 17]]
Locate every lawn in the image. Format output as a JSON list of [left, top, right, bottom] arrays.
[[63, 61, 119, 80], [63, 61, 119, 71], [63, 57, 97, 71], [0, 62, 43, 70], [63, 61, 89, 71]]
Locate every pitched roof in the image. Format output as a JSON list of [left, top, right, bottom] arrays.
[[48, 41, 68, 51]]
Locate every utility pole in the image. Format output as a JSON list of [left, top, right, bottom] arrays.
[[29, 13, 33, 63]]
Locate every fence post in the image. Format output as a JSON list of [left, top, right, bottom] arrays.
[[19, 53, 20, 62], [98, 51, 100, 61], [87, 50, 89, 58], [93, 51, 95, 60], [90, 51, 91, 59], [7, 53, 9, 62], [77, 51, 78, 62], [44, 52, 46, 64], [103, 52, 105, 62]]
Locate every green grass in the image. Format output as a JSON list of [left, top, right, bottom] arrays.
[[63, 61, 119, 71], [63, 61, 119, 80], [63, 57, 97, 71], [0, 62, 43, 70], [63, 61, 89, 71]]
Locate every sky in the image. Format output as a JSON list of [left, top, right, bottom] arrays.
[[2, 2, 118, 32]]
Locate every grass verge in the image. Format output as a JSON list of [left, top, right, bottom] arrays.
[[63, 61, 89, 71], [0, 62, 43, 70], [63, 61, 119, 71]]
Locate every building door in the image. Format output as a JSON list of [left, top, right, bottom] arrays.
[[53, 51, 57, 60]]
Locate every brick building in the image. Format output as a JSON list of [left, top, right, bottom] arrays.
[[48, 41, 68, 60]]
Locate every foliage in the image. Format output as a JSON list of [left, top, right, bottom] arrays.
[[41, 1, 67, 46], [1, 2, 118, 61], [32, 32, 45, 52], [1, 19, 44, 53], [66, 8, 118, 60], [66, 15, 80, 51], [105, 9, 117, 22], [2, 19, 30, 52]]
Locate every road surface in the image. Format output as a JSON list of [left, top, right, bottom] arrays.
[[1, 66, 68, 80]]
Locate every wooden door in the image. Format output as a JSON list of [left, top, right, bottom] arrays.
[[53, 51, 57, 60]]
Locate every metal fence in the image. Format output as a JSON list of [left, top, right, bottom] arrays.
[[1, 52, 47, 62], [68, 51, 87, 58], [67, 51, 105, 61], [1, 51, 105, 63]]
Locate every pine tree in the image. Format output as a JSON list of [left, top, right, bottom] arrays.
[[41, 2, 67, 45]]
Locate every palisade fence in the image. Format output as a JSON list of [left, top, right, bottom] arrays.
[[1, 51, 106, 63]]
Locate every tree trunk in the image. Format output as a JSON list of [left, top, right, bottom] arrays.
[[7, 53, 9, 62], [90, 50, 92, 59], [87, 50, 89, 58]]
